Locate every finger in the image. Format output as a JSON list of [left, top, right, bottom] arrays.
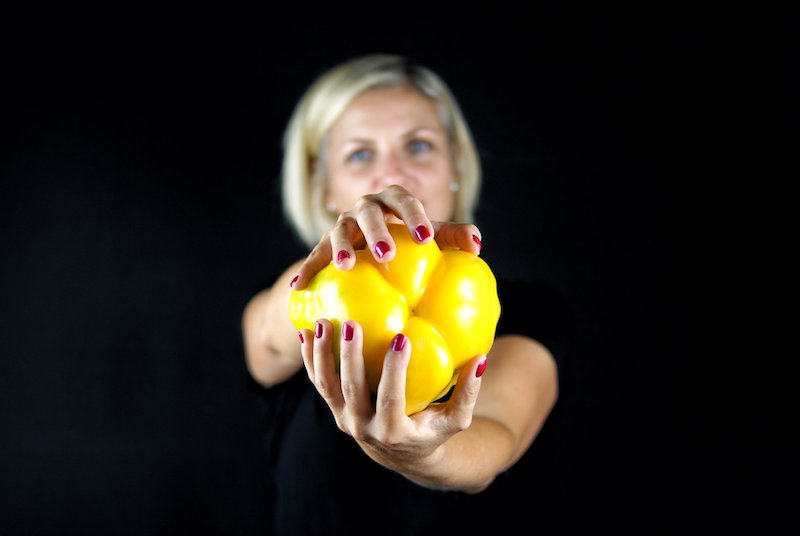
[[292, 233, 334, 290], [352, 196, 396, 263], [337, 320, 372, 418], [312, 319, 344, 413], [444, 354, 486, 431], [329, 216, 364, 271], [374, 333, 411, 420], [379, 185, 434, 245], [432, 222, 482, 254], [298, 328, 315, 382]]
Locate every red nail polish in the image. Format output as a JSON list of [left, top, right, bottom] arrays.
[[298, 331, 304, 344], [476, 359, 487, 377], [342, 322, 354, 341], [315, 321, 323, 338], [472, 235, 482, 251], [337, 250, 350, 264], [374, 241, 390, 259], [391, 333, 407, 352], [290, 274, 299, 288], [414, 225, 431, 242]]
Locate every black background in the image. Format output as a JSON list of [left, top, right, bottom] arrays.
[[1, 14, 792, 535]]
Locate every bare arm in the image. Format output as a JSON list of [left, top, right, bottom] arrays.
[[301, 320, 558, 494], [242, 259, 306, 387]]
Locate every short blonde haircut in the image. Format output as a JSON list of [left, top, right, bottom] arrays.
[[281, 54, 482, 249]]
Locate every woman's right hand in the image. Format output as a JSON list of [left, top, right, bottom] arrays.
[[290, 185, 483, 291]]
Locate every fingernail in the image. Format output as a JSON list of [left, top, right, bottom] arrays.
[[290, 274, 299, 288], [414, 225, 431, 242], [342, 322, 354, 342], [476, 359, 487, 377], [472, 235, 482, 251], [391, 333, 407, 352], [298, 331, 304, 344], [374, 241, 390, 259], [336, 250, 350, 264], [315, 321, 323, 339]]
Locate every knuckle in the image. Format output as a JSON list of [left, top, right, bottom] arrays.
[[373, 430, 400, 447], [376, 392, 404, 413], [353, 196, 376, 213], [402, 191, 421, 206], [397, 193, 419, 211], [464, 381, 481, 401], [336, 210, 356, 225], [350, 424, 368, 443], [315, 378, 333, 399], [333, 416, 349, 435], [446, 405, 474, 432], [454, 413, 473, 431], [331, 218, 350, 238], [340, 379, 358, 400], [308, 242, 326, 260], [385, 184, 408, 197]]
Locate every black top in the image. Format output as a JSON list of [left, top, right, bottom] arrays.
[[248, 279, 573, 535]]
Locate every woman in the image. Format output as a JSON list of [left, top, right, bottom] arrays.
[[242, 54, 571, 534]]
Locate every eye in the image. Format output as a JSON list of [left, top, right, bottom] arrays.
[[348, 148, 372, 163], [408, 140, 433, 154]]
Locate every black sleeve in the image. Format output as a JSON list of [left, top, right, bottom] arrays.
[[494, 279, 574, 388]]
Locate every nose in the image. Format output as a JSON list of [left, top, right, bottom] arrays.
[[375, 151, 412, 190]]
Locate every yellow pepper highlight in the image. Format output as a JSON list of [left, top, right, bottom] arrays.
[[289, 224, 501, 415]]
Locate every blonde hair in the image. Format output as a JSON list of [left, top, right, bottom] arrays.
[[281, 54, 482, 249]]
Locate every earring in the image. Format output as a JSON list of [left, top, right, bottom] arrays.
[[449, 182, 461, 192]]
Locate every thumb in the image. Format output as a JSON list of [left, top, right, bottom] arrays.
[[445, 354, 487, 430]]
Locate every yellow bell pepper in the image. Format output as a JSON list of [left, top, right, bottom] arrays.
[[289, 223, 501, 415]]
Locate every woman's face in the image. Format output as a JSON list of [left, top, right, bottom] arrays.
[[324, 84, 457, 222]]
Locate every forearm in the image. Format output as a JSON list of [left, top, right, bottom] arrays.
[[242, 262, 305, 387], [244, 327, 303, 387], [360, 416, 518, 493]]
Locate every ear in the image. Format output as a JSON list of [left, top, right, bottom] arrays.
[[322, 180, 337, 213], [324, 189, 335, 212]]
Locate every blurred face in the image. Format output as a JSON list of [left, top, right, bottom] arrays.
[[324, 84, 457, 221]]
